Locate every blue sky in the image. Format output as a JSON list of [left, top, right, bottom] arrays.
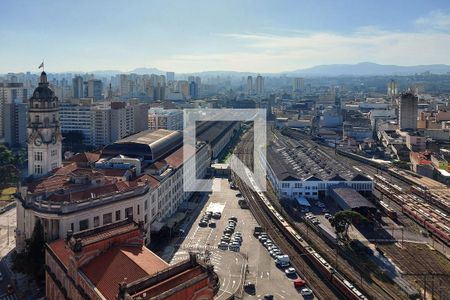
[[2, 0, 450, 73]]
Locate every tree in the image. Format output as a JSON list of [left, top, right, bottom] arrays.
[[12, 219, 46, 282], [0, 145, 25, 188], [330, 210, 367, 242]]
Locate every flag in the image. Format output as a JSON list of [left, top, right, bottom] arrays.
[[38, 62, 44, 69]]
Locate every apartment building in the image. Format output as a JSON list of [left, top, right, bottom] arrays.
[[60, 100, 148, 147], [148, 108, 183, 130]]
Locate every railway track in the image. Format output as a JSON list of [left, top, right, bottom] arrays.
[[233, 129, 344, 300]]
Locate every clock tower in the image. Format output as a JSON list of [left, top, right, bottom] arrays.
[[27, 71, 62, 177]]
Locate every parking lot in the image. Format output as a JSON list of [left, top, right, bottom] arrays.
[[158, 178, 309, 299]]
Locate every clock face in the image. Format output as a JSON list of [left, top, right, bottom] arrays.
[[35, 137, 42, 146]]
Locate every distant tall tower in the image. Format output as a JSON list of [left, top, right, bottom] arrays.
[[166, 71, 175, 82], [72, 75, 83, 98], [293, 77, 305, 92], [247, 76, 253, 95], [255, 74, 264, 95], [387, 79, 397, 97], [27, 71, 62, 177], [399, 92, 418, 131]]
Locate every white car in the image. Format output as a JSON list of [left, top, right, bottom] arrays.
[[300, 288, 313, 296], [284, 267, 296, 276]]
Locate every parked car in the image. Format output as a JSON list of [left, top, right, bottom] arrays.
[[212, 212, 222, 219], [229, 216, 238, 222], [284, 267, 296, 276], [209, 222, 216, 228], [324, 213, 332, 219], [263, 294, 274, 300], [218, 242, 228, 250], [293, 278, 306, 288], [244, 282, 256, 295], [300, 288, 313, 296], [199, 221, 208, 227]]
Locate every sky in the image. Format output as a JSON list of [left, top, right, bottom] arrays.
[[2, 0, 450, 73]]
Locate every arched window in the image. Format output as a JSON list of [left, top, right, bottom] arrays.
[[35, 115, 40, 123]]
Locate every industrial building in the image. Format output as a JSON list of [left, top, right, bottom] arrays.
[[266, 135, 373, 200], [196, 121, 240, 159]]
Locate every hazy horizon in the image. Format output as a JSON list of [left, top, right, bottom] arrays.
[[2, 0, 450, 73]]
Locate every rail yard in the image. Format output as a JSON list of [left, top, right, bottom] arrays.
[[231, 125, 450, 300]]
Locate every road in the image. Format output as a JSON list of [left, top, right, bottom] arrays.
[[156, 178, 305, 299]]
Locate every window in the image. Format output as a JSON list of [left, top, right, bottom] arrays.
[[93, 216, 100, 227], [125, 207, 133, 219], [115, 210, 121, 221], [79, 219, 89, 231], [34, 165, 43, 174], [144, 215, 148, 224], [103, 213, 112, 224], [70, 223, 74, 231], [35, 115, 40, 123], [34, 152, 42, 161], [137, 205, 140, 215], [144, 200, 148, 211], [51, 149, 57, 157], [282, 183, 289, 188]]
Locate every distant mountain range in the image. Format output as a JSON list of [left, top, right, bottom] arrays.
[[287, 62, 450, 76], [7, 62, 450, 77]]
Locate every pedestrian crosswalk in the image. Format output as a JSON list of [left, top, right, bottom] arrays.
[[0, 293, 17, 300]]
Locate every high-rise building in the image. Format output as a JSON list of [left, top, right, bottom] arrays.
[[387, 79, 398, 97], [247, 76, 253, 95], [255, 74, 264, 95], [60, 100, 148, 147], [4, 100, 28, 148], [189, 81, 198, 99], [0, 82, 28, 140], [27, 71, 62, 177], [166, 71, 175, 82], [87, 79, 103, 100], [293, 77, 305, 92], [399, 92, 418, 131], [72, 75, 84, 98]]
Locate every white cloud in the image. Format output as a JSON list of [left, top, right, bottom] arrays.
[[155, 28, 450, 72], [416, 10, 450, 31]]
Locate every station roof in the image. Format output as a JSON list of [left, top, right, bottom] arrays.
[[102, 129, 183, 161], [331, 187, 376, 210]]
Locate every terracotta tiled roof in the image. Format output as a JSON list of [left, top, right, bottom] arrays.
[[165, 145, 196, 169], [47, 239, 70, 269], [134, 174, 160, 189], [68, 152, 101, 164], [133, 266, 205, 299], [81, 246, 169, 300]]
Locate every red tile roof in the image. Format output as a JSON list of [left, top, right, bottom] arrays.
[[68, 152, 101, 164], [81, 246, 169, 300], [133, 266, 205, 299], [47, 239, 70, 270]]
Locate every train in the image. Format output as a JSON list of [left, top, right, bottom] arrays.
[[378, 201, 398, 221], [244, 169, 369, 300], [374, 175, 450, 245]]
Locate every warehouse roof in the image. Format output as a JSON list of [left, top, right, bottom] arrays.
[[331, 187, 376, 210]]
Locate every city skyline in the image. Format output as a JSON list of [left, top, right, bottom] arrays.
[[2, 1, 450, 73]]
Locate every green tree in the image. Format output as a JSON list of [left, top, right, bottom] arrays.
[[0, 145, 25, 188], [330, 210, 367, 242], [12, 219, 46, 282]]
